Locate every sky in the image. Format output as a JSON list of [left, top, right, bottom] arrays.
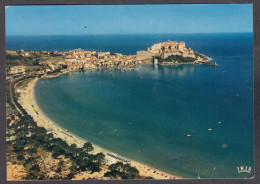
[[5, 4, 253, 36]]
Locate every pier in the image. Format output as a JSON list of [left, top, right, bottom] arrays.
[[200, 62, 218, 66]]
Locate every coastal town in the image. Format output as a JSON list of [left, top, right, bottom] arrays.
[[6, 40, 212, 77], [6, 41, 212, 180]]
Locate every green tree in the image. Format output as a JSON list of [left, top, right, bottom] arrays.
[[28, 147, 37, 155], [13, 139, 26, 153], [105, 162, 140, 179], [52, 145, 63, 158], [68, 164, 77, 178], [83, 142, 94, 154], [94, 152, 105, 167], [70, 143, 77, 151], [123, 165, 139, 179], [79, 158, 89, 171]]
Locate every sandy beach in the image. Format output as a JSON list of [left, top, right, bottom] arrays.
[[18, 77, 180, 180]]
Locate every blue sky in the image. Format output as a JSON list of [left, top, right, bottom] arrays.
[[5, 4, 253, 35]]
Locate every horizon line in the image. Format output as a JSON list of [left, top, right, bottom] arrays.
[[6, 32, 253, 37]]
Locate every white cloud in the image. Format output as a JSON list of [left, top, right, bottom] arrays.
[[5, 6, 9, 10]]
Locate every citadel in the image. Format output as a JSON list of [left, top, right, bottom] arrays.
[[136, 40, 207, 63]]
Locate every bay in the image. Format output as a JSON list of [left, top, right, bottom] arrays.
[[8, 33, 254, 178]]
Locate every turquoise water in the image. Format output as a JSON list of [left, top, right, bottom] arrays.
[[24, 33, 253, 178]]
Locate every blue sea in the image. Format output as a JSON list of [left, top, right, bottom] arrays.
[[7, 33, 254, 178]]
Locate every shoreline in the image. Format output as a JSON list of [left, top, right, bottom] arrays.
[[18, 76, 180, 180]]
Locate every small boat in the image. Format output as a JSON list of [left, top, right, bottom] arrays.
[[198, 173, 200, 179]]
